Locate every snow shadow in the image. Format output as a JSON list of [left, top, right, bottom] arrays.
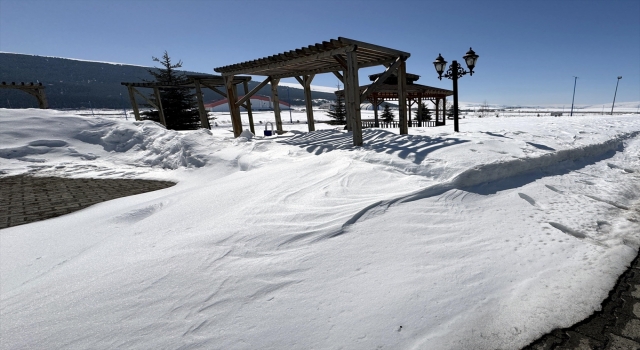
[[463, 146, 621, 195], [280, 129, 469, 165]]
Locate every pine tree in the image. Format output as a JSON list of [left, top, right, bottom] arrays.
[[327, 92, 346, 125], [414, 102, 432, 121], [141, 51, 201, 130], [381, 104, 394, 122]]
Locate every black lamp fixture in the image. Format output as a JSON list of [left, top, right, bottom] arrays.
[[433, 48, 479, 132]]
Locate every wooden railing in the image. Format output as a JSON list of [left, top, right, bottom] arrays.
[[362, 120, 440, 129]]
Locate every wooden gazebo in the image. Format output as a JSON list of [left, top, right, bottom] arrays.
[[337, 72, 453, 128], [214, 37, 411, 146], [121, 74, 252, 131]]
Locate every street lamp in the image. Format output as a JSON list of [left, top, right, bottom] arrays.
[[433, 48, 479, 132], [611, 76, 622, 115]]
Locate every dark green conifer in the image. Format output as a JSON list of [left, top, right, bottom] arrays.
[[142, 51, 201, 130]]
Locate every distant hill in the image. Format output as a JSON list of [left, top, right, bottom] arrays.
[[0, 53, 337, 109]]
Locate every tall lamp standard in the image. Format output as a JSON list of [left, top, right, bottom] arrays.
[[433, 48, 479, 132], [611, 76, 622, 115]]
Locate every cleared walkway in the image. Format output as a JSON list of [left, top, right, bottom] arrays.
[[0, 175, 175, 229]]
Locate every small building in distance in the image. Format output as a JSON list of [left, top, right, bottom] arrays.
[[205, 95, 291, 112]]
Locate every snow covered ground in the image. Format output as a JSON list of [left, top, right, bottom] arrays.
[[1, 107, 640, 349]]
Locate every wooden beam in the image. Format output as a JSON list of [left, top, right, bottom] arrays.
[[199, 81, 228, 98], [303, 74, 315, 132], [397, 60, 408, 135], [346, 50, 363, 146], [220, 45, 356, 76], [294, 76, 304, 86], [132, 87, 158, 109], [153, 87, 167, 127], [270, 77, 283, 133], [243, 81, 255, 135], [332, 71, 344, 82], [339, 37, 410, 58], [360, 56, 403, 104], [267, 57, 395, 80], [235, 77, 270, 107], [193, 80, 211, 129], [224, 75, 243, 137], [333, 55, 348, 70], [127, 86, 141, 121]]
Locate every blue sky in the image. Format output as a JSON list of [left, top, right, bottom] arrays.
[[1, 0, 638, 105]]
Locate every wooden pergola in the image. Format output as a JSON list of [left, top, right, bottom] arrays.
[[1, 82, 48, 109], [337, 72, 453, 127], [121, 74, 252, 131], [214, 37, 411, 146]]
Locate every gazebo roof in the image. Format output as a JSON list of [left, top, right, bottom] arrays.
[[337, 72, 453, 100], [213, 37, 410, 79]]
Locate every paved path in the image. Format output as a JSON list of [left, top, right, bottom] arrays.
[[524, 251, 640, 349], [0, 174, 175, 229], [1, 174, 639, 349]]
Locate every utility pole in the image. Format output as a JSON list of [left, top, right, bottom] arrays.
[[611, 76, 622, 115], [570, 76, 578, 116]]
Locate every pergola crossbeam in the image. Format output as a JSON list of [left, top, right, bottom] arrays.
[[1, 82, 48, 109]]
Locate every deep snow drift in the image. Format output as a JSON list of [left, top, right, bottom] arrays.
[[1, 108, 640, 349]]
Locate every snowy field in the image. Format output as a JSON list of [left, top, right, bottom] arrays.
[[1, 107, 640, 349]]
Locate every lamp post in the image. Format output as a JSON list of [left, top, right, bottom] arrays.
[[433, 48, 479, 132], [611, 76, 622, 115], [570, 76, 578, 116]]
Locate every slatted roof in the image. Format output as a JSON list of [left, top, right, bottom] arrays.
[[336, 72, 453, 100], [121, 74, 250, 88], [213, 37, 410, 79], [337, 83, 453, 100]]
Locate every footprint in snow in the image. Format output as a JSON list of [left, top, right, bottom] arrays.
[[545, 184, 564, 194], [518, 193, 536, 206]]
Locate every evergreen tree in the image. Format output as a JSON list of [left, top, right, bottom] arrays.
[[445, 102, 460, 120], [381, 104, 394, 122], [141, 51, 201, 130], [327, 92, 346, 125], [414, 102, 432, 121]]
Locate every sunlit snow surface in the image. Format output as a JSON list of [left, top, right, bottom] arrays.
[[1, 108, 640, 349]]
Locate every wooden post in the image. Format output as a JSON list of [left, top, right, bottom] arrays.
[[397, 60, 408, 135], [127, 86, 141, 121], [435, 98, 440, 125], [153, 87, 166, 127], [343, 70, 353, 132], [442, 96, 447, 125], [193, 80, 211, 129], [270, 78, 283, 134], [303, 74, 315, 132], [373, 96, 379, 127], [417, 97, 422, 127], [243, 81, 255, 135], [408, 98, 413, 128], [224, 75, 243, 137], [346, 50, 362, 146], [36, 87, 48, 109]]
